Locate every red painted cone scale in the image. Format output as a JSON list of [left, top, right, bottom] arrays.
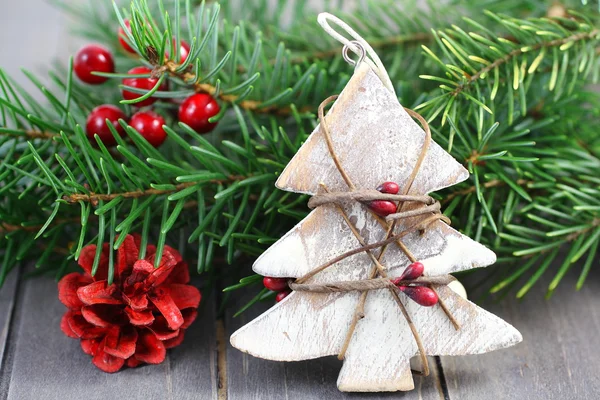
[[263, 277, 289, 292], [57, 234, 201, 372], [398, 286, 439, 307], [368, 180, 400, 216]]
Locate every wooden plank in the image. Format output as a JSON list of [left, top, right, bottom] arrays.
[[225, 288, 446, 399], [440, 267, 600, 400], [0, 271, 19, 367], [3, 275, 217, 400], [168, 288, 219, 400]]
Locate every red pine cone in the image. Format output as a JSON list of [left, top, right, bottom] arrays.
[[58, 234, 201, 373]]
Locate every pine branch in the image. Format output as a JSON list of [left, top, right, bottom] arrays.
[[158, 60, 312, 115], [451, 29, 600, 98], [3, 0, 600, 303], [443, 179, 532, 204], [288, 32, 433, 64], [0, 130, 57, 139], [62, 176, 247, 204]]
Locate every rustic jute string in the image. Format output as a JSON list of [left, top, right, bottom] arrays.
[[289, 93, 460, 377]]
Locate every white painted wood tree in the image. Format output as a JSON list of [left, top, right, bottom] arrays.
[[230, 57, 522, 392]]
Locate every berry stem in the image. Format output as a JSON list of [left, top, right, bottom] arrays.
[[158, 60, 310, 116]]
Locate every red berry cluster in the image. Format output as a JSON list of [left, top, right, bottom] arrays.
[[73, 19, 221, 148], [392, 261, 439, 307], [262, 277, 291, 302], [369, 181, 400, 216], [86, 105, 168, 147]]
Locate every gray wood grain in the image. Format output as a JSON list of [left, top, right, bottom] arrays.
[[2, 275, 217, 400], [225, 288, 446, 399], [440, 268, 600, 400], [0, 271, 19, 367], [168, 289, 219, 400]]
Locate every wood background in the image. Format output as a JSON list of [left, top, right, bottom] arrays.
[[1, 1, 599, 399]]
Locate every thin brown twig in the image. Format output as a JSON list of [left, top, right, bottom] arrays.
[[451, 29, 600, 97], [443, 179, 532, 204], [375, 108, 433, 269], [0, 217, 81, 236], [290, 276, 454, 292], [63, 175, 246, 205], [429, 286, 460, 330], [287, 32, 432, 65], [0, 130, 58, 139], [233, 32, 433, 74], [161, 61, 311, 116], [565, 217, 600, 242]]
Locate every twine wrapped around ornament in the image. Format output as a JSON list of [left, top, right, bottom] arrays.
[[290, 275, 456, 293], [287, 86, 461, 376]]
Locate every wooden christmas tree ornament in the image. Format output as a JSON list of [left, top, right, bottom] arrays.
[[230, 13, 522, 392]]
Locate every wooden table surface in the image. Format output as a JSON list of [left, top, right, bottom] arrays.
[[1, 1, 600, 399], [0, 265, 599, 399]]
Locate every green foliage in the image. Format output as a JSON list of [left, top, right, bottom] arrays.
[[0, 0, 599, 309]]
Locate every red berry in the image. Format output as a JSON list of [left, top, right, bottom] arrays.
[[369, 181, 400, 216], [122, 66, 167, 107], [129, 111, 167, 147], [178, 93, 220, 134], [369, 200, 397, 217], [275, 290, 291, 303], [263, 277, 288, 292], [74, 45, 114, 85], [118, 20, 136, 53], [86, 105, 127, 146], [166, 39, 191, 63], [399, 286, 438, 307], [377, 181, 400, 195], [400, 262, 425, 281]]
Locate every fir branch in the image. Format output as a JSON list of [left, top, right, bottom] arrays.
[[62, 176, 247, 204], [159, 60, 311, 115], [3, 0, 600, 301], [451, 29, 600, 98], [0, 217, 81, 235], [287, 32, 433, 65], [443, 179, 532, 204], [0, 130, 57, 139]]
